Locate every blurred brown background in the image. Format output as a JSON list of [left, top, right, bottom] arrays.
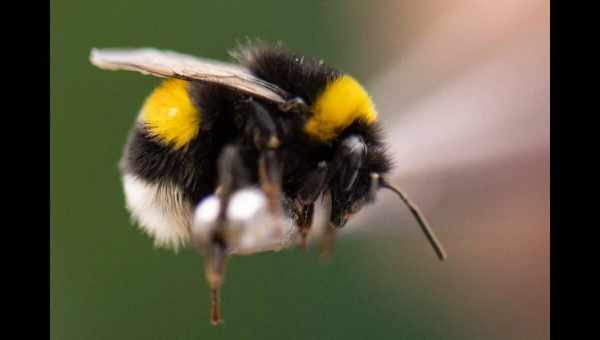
[[354, 1, 549, 339], [51, 0, 549, 339]]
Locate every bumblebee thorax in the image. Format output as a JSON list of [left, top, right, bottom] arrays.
[[304, 75, 378, 142]]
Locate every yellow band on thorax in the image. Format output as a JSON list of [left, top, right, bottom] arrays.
[[141, 79, 200, 149], [304, 75, 377, 142]]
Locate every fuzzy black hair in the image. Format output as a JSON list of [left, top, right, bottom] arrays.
[[123, 42, 393, 229], [232, 42, 341, 105]]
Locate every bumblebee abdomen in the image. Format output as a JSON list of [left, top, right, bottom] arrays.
[[140, 79, 201, 149], [122, 80, 246, 209]]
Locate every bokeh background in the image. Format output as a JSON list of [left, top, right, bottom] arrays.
[[51, 0, 549, 339]]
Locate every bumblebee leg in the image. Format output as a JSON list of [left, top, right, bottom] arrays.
[[319, 192, 336, 261], [296, 204, 314, 249], [246, 99, 281, 149], [258, 148, 285, 237], [320, 136, 367, 258], [245, 100, 286, 237], [295, 161, 328, 249], [205, 238, 226, 325], [204, 145, 248, 325]]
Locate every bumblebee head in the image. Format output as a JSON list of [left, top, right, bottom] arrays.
[[325, 139, 447, 261], [326, 130, 392, 228]]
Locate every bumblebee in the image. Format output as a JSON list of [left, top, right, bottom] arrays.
[[90, 42, 446, 325]]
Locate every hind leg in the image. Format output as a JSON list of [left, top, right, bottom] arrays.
[[202, 145, 249, 325], [199, 99, 287, 325]]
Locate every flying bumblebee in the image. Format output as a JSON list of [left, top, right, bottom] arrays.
[[90, 42, 447, 325]]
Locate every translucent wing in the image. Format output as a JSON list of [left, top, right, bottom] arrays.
[[90, 47, 288, 104]]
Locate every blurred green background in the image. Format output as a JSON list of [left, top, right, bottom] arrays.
[[51, 0, 548, 339]]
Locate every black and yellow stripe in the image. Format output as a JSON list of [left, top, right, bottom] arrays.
[[235, 43, 378, 143], [140, 79, 201, 149], [305, 74, 377, 142]]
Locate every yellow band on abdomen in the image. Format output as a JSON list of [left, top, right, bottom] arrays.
[[141, 79, 200, 149]]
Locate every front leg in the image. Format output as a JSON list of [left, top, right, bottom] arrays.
[[321, 135, 367, 258], [294, 160, 328, 249]]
